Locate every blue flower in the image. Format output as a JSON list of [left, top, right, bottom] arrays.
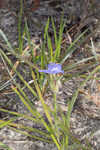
[[39, 63, 64, 74]]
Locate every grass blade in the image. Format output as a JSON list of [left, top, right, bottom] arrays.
[[0, 29, 13, 51], [54, 15, 65, 60], [0, 117, 17, 129], [0, 142, 12, 150], [61, 29, 88, 64], [51, 17, 57, 47], [47, 34, 54, 62], [9, 126, 52, 143], [18, 0, 23, 54], [12, 85, 39, 118], [0, 49, 37, 97], [0, 108, 40, 123]]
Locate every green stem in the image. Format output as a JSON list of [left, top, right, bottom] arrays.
[[53, 92, 57, 114], [53, 91, 58, 127]]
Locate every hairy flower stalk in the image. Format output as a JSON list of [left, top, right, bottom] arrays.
[[49, 74, 62, 94], [39, 63, 64, 124]]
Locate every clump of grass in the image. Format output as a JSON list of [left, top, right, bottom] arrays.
[[0, 12, 98, 150]]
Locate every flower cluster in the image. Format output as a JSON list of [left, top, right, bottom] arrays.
[[39, 63, 64, 74], [39, 63, 64, 93]]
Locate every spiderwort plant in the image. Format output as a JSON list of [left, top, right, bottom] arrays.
[[0, 15, 93, 150]]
